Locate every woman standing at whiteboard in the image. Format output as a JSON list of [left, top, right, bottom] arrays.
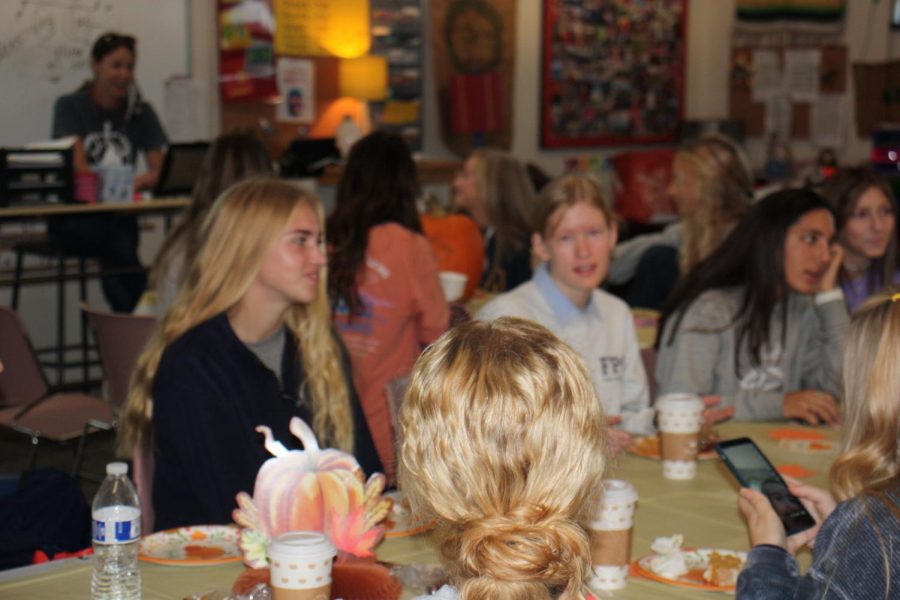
[[50, 32, 168, 312]]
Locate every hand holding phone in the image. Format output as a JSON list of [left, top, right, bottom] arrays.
[[715, 438, 817, 537]]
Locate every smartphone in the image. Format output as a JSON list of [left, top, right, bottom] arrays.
[[715, 437, 816, 536]]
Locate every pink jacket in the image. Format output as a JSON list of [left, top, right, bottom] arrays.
[[334, 223, 450, 477]]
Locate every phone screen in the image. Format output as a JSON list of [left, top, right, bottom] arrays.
[[716, 438, 816, 536]]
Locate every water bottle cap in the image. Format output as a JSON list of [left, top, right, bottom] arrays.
[[106, 462, 128, 476]]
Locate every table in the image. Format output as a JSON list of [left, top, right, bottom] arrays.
[[0, 421, 838, 599], [0, 197, 190, 221]]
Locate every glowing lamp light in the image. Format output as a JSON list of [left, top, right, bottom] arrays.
[[319, 0, 371, 58], [339, 55, 388, 101]]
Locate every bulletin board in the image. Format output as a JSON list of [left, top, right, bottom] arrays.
[[0, 0, 190, 147], [540, 0, 687, 148], [218, 0, 426, 156], [729, 45, 847, 140]]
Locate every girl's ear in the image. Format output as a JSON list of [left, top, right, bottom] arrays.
[[609, 219, 619, 247], [532, 231, 551, 263]]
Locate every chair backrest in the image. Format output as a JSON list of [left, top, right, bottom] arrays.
[[82, 306, 157, 411], [640, 347, 658, 404], [132, 439, 155, 534], [0, 306, 48, 407], [384, 376, 409, 439]]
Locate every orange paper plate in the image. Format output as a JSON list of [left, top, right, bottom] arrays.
[[776, 464, 817, 479], [383, 491, 436, 538], [767, 428, 827, 441], [139, 525, 242, 566], [627, 435, 717, 461], [631, 548, 746, 593]]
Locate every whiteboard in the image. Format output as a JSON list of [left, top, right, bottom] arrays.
[[0, 0, 189, 146]]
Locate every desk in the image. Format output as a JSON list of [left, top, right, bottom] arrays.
[[0, 198, 190, 222], [0, 198, 190, 286], [0, 421, 837, 599]]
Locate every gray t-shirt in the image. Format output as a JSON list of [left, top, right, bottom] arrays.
[[52, 88, 167, 167], [246, 327, 286, 383]]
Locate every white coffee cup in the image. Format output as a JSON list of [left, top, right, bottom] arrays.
[[268, 531, 336, 600], [587, 479, 639, 590], [656, 393, 704, 480], [438, 271, 468, 302]]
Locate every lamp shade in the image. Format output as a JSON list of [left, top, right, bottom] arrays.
[[339, 55, 388, 101]]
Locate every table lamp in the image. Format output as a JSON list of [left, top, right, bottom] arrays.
[[337, 55, 388, 149]]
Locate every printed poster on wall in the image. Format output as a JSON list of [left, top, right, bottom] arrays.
[[218, 0, 278, 102], [276, 58, 315, 122], [274, 0, 370, 57]]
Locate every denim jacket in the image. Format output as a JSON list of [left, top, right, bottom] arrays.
[[737, 489, 900, 599]]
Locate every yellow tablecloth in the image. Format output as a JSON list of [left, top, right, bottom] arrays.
[[0, 422, 837, 599]]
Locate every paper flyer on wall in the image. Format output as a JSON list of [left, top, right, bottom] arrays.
[[751, 49, 782, 103], [276, 58, 315, 122], [811, 94, 846, 149], [165, 77, 211, 142], [784, 49, 820, 103]]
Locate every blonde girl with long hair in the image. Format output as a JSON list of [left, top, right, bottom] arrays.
[[138, 130, 275, 315], [608, 134, 753, 309], [119, 178, 381, 531], [400, 317, 607, 600], [736, 287, 900, 598]]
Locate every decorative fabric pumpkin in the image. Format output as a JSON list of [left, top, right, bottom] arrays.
[[233, 417, 392, 568], [421, 212, 485, 301]]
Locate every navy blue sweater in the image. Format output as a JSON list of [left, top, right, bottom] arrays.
[[151, 313, 382, 531]]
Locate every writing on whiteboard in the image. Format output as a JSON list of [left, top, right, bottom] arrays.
[[0, 0, 116, 84]]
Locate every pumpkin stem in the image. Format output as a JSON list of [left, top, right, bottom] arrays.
[[289, 417, 321, 463], [255, 425, 289, 457]]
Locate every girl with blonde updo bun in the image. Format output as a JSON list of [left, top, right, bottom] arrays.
[[399, 317, 607, 600]]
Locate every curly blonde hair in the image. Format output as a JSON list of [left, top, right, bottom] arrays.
[[119, 178, 353, 456], [676, 134, 753, 274], [398, 318, 607, 599], [831, 287, 900, 502]]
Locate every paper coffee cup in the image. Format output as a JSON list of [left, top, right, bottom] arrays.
[[438, 271, 467, 302], [656, 393, 704, 480], [268, 531, 336, 600], [587, 479, 638, 590]]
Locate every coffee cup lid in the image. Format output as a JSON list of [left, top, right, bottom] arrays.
[[602, 479, 638, 502], [269, 531, 336, 559], [655, 393, 703, 409]]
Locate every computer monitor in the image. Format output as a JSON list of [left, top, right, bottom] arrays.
[[279, 137, 340, 177], [153, 142, 210, 197]]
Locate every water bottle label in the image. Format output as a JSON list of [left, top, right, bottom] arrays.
[[93, 517, 141, 544]]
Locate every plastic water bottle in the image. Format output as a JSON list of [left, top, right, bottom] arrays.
[[91, 462, 141, 600]]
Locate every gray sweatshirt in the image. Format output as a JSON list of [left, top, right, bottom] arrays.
[[655, 287, 849, 420]]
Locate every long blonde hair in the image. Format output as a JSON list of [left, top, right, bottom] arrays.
[[831, 287, 900, 502], [677, 134, 753, 274], [399, 318, 607, 600], [119, 178, 353, 455], [148, 130, 274, 294]]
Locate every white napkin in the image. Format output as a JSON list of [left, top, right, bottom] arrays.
[[649, 534, 688, 578]]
